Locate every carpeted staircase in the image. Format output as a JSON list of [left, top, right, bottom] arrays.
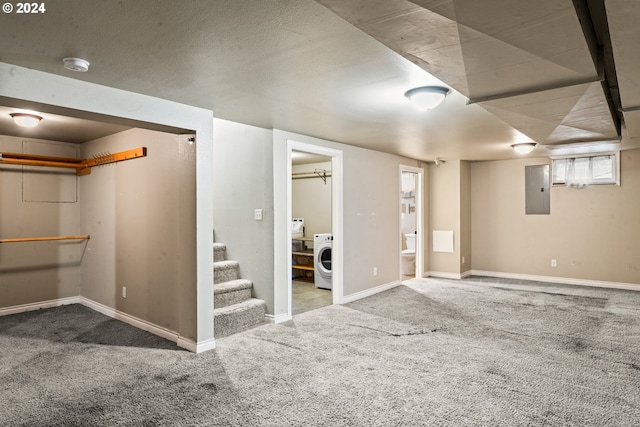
[[213, 243, 267, 337]]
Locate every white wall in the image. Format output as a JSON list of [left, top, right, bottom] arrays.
[[0, 136, 82, 308], [79, 128, 196, 335], [428, 160, 461, 276], [292, 161, 332, 242], [428, 160, 471, 278], [213, 118, 275, 309], [273, 129, 422, 316], [401, 172, 418, 244], [400, 202, 417, 237], [471, 152, 640, 286]]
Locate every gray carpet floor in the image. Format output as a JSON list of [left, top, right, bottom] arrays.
[[1, 276, 639, 426]]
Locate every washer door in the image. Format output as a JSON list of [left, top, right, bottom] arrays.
[[317, 245, 332, 277]]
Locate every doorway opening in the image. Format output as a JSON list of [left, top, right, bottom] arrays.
[[291, 150, 332, 314], [399, 165, 424, 281], [286, 141, 343, 318]]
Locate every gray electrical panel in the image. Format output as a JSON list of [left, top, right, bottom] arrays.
[[525, 164, 550, 215]]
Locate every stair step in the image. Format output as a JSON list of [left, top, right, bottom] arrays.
[[214, 279, 253, 309], [214, 298, 267, 338], [214, 260, 239, 283], [213, 243, 226, 262]]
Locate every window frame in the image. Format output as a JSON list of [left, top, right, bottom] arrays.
[[551, 151, 620, 187]]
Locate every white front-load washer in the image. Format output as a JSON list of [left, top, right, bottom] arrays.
[[314, 233, 332, 290]]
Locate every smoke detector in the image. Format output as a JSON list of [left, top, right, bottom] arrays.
[[63, 57, 90, 72]]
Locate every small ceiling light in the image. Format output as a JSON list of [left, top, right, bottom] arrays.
[[10, 113, 42, 128], [63, 57, 90, 72], [511, 143, 537, 154], [405, 86, 450, 110]]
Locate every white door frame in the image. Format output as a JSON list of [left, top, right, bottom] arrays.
[[399, 165, 424, 280], [287, 140, 343, 316]]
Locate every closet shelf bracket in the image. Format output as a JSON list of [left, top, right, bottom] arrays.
[[314, 169, 328, 184]]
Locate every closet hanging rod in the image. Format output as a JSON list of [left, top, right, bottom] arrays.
[[0, 235, 90, 244], [291, 169, 331, 184], [291, 171, 332, 177]]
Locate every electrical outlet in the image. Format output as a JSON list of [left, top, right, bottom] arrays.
[[254, 209, 263, 221], [122, 286, 127, 298], [551, 259, 557, 268], [373, 267, 377, 276]]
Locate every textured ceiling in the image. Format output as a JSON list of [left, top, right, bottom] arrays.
[[316, 0, 631, 154], [0, 106, 130, 144], [0, 0, 639, 160]]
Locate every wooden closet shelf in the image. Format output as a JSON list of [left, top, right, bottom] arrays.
[[0, 147, 147, 176]]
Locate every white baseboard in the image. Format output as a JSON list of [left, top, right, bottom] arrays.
[[342, 280, 401, 304], [79, 297, 217, 352], [0, 296, 81, 317], [79, 297, 183, 343], [427, 271, 465, 280], [469, 270, 640, 292], [0, 296, 215, 353], [180, 337, 216, 353], [265, 313, 292, 324], [177, 337, 197, 352]]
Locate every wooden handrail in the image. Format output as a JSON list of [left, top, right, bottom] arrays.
[[0, 235, 90, 244]]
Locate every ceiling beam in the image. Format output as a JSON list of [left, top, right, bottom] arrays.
[[466, 75, 604, 105], [572, 0, 623, 136]]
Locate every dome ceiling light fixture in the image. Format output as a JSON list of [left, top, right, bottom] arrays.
[[63, 57, 90, 72], [405, 86, 450, 110], [511, 142, 537, 154], [10, 113, 42, 128]]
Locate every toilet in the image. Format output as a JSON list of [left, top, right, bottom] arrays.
[[402, 233, 416, 275]]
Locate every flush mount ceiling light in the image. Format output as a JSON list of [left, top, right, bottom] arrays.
[[63, 57, 90, 72], [511, 143, 537, 154], [10, 113, 42, 128], [405, 86, 450, 110]]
